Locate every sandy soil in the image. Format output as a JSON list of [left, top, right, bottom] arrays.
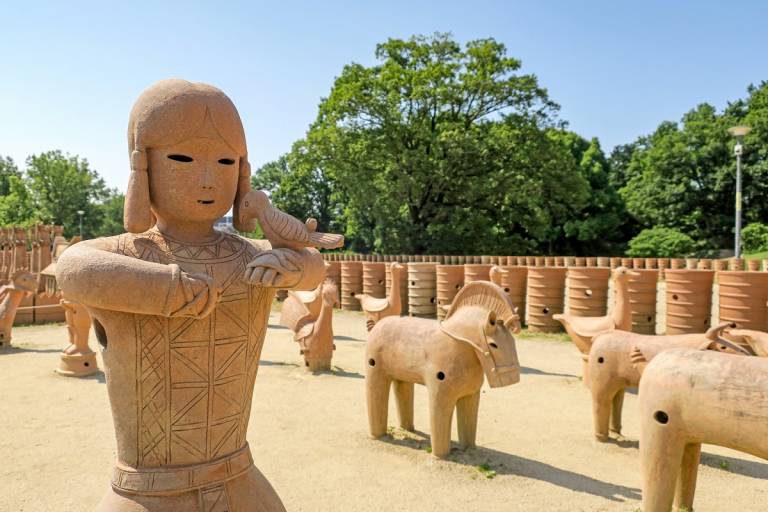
[[1, 307, 766, 512]]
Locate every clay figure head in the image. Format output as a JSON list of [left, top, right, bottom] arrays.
[[322, 280, 340, 308], [125, 79, 255, 233], [613, 266, 638, 282], [440, 282, 521, 387], [8, 270, 37, 295]]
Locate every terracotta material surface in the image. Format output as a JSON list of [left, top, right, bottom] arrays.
[[407, 262, 437, 318], [565, 267, 611, 317], [324, 261, 341, 307], [357, 263, 404, 331], [293, 281, 339, 370], [664, 269, 714, 334], [497, 266, 527, 326], [55, 299, 99, 377], [385, 261, 408, 315], [463, 264, 493, 284], [553, 267, 634, 355], [0, 270, 37, 348], [627, 269, 659, 335], [638, 349, 768, 511], [436, 265, 464, 320], [366, 281, 520, 458], [527, 267, 567, 333], [717, 271, 768, 331], [340, 261, 363, 311], [588, 324, 746, 442], [362, 262, 386, 298], [726, 328, 768, 356], [55, 79, 329, 512]]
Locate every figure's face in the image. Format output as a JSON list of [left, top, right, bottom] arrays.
[[148, 135, 239, 226]]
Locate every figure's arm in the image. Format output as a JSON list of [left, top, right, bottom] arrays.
[[56, 238, 217, 317], [243, 240, 324, 292]]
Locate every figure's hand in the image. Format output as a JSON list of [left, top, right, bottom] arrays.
[[244, 249, 302, 288], [168, 271, 220, 319]]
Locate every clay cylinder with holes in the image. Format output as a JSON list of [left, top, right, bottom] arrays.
[[747, 259, 761, 271], [527, 267, 567, 332], [717, 271, 768, 330], [408, 263, 437, 318], [628, 269, 659, 334], [385, 262, 409, 315], [596, 256, 610, 268], [499, 266, 527, 324], [362, 262, 386, 298], [631, 258, 645, 269], [697, 259, 712, 270], [325, 261, 341, 308], [463, 264, 493, 284], [610, 257, 621, 269], [566, 267, 611, 317], [340, 261, 363, 311], [644, 258, 658, 269], [685, 258, 698, 270], [436, 265, 464, 320], [665, 269, 714, 334], [713, 259, 727, 272]]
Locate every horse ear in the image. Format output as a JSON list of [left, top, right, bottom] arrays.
[[233, 158, 257, 232], [124, 150, 154, 233]]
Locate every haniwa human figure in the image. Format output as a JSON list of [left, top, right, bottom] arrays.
[[56, 79, 326, 512]]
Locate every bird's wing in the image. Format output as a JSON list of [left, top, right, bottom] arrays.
[[266, 206, 310, 243], [359, 296, 390, 313], [309, 232, 345, 250], [293, 315, 316, 341]]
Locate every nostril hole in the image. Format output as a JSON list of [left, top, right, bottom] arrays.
[[654, 411, 669, 424], [597, 357, 604, 364], [436, 371, 445, 380], [368, 358, 375, 367]]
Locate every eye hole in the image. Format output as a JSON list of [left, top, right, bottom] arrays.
[[218, 158, 236, 165], [168, 154, 193, 162], [489, 342, 498, 349]]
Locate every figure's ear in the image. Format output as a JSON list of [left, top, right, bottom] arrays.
[[233, 158, 257, 232], [124, 149, 154, 233]]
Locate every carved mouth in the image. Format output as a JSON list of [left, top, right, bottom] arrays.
[[197, 200, 215, 205]]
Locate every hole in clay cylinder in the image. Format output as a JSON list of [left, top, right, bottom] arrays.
[[584, 289, 593, 297], [455, 284, 461, 289], [654, 410, 669, 424], [411, 281, 416, 286], [504, 287, 510, 292], [430, 297, 435, 303], [93, 319, 108, 351], [350, 292, 355, 297], [305, 361, 309, 367], [368, 358, 376, 367], [647, 316, 653, 322], [672, 294, 679, 300], [542, 307, 550, 314], [378, 280, 384, 285], [167, 154, 193, 162], [597, 357, 604, 364], [84, 362, 90, 367], [436, 371, 445, 380]]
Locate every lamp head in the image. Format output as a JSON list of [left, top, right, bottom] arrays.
[[728, 125, 751, 139]]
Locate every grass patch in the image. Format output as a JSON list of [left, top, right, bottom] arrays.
[[475, 463, 497, 479], [745, 251, 768, 260], [719, 459, 730, 471], [516, 328, 571, 342]]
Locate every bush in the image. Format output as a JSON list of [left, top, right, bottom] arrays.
[[741, 223, 768, 253], [626, 227, 696, 257]]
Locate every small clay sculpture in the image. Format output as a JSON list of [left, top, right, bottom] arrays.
[[366, 281, 520, 458], [726, 328, 768, 356], [587, 324, 748, 441], [0, 270, 37, 348], [55, 299, 99, 377], [356, 262, 404, 331], [637, 348, 768, 511], [293, 281, 339, 370], [238, 189, 344, 250]]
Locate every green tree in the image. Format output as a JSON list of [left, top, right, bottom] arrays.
[[626, 227, 696, 257], [91, 192, 126, 237], [0, 174, 35, 225], [0, 156, 21, 196], [295, 33, 589, 254]]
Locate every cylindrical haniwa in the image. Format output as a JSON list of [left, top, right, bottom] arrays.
[[566, 267, 610, 317], [627, 269, 659, 334], [718, 271, 768, 330], [325, 261, 341, 308], [408, 262, 437, 318], [340, 261, 363, 311], [362, 262, 386, 298], [385, 262, 409, 315], [664, 269, 714, 334], [498, 266, 527, 324], [463, 264, 493, 284], [526, 267, 567, 332], [436, 265, 465, 320]]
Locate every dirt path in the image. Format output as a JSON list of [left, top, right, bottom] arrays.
[[0, 308, 766, 511]]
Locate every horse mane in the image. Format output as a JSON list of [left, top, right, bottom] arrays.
[[443, 281, 517, 325]]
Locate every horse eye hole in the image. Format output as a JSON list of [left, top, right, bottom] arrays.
[[168, 154, 193, 162], [218, 158, 235, 165]]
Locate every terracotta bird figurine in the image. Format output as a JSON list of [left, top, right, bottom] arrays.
[[293, 281, 339, 371], [356, 262, 404, 331], [553, 266, 636, 355], [724, 328, 768, 357], [238, 189, 344, 250]]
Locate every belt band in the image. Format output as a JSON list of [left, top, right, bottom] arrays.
[[112, 443, 253, 495]]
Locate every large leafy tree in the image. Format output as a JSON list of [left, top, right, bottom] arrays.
[[271, 33, 592, 254]]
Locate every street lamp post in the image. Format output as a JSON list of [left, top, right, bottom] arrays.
[[728, 126, 751, 259], [77, 210, 85, 238]]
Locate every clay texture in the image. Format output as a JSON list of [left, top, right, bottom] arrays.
[[0, 270, 37, 348], [356, 262, 404, 331], [365, 282, 520, 458], [293, 281, 339, 370]]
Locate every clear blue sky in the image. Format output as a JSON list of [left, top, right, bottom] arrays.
[[2, 1, 766, 190]]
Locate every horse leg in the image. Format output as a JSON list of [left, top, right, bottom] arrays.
[[456, 391, 480, 450], [393, 380, 414, 431], [366, 367, 391, 439]]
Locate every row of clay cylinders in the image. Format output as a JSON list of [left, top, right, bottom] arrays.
[[408, 263, 437, 318], [527, 267, 567, 332], [665, 269, 714, 334], [718, 270, 768, 330], [340, 261, 362, 311], [435, 264, 528, 321], [385, 262, 408, 315]]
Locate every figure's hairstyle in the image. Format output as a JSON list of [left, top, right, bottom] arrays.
[[125, 79, 256, 233]]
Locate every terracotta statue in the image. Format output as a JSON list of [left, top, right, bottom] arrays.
[[366, 281, 520, 458], [55, 299, 99, 377], [0, 270, 37, 348], [56, 79, 327, 512], [293, 281, 339, 370], [10, 227, 28, 274], [356, 262, 404, 331], [553, 267, 634, 382], [724, 328, 768, 356], [279, 264, 330, 326], [637, 348, 768, 511], [587, 324, 748, 441]]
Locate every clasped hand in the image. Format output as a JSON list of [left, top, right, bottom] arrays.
[[243, 249, 302, 288]]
